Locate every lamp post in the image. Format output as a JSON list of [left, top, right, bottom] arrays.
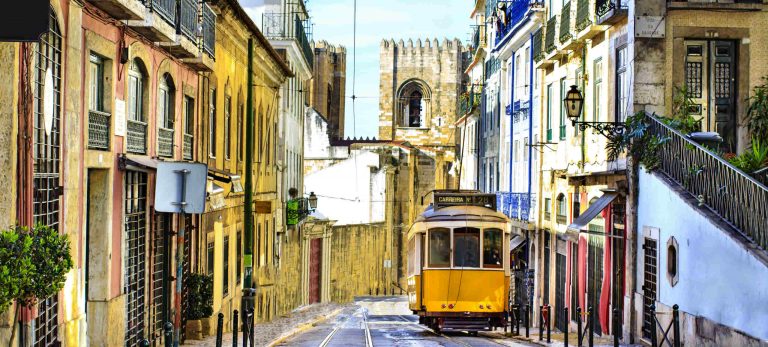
[[564, 85, 628, 139], [308, 191, 318, 211]]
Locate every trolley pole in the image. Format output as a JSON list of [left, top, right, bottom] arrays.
[[173, 168, 190, 347], [241, 37, 256, 335]]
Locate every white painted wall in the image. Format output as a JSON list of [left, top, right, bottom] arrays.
[[304, 149, 386, 225], [637, 170, 768, 340]]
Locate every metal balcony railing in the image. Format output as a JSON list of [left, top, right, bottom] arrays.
[[179, 0, 197, 42], [151, 0, 176, 27], [493, 0, 542, 48], [263, 13, 313, 69], [576, 0, 593, 31], [287, 197, 312, 226], [497, 192, 537, 221], [183, 133, 193, 160], [533, 27, 544, 62], [88, 110, 111, 150], [202, 3, 216, 57], [460, 87, 483, 115], [545, 15, 557, 54], [127, 120, 147, 154], [158, 127, 174, 158], [645, 113, 768, 251], [559, 1, 572, 43], [470, 25, 481, 55]]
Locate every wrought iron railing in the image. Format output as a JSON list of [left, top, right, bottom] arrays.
[[576, 0, 593, 31], [127, 120, 147, 154], [545, 15, 558, 54], [202, 3, 216, 57], [151, 0, 176, 27], [533, 27, 543, 62], [179, 0, 197, 42], [559, 1, 572, 43], [287, 197, 311, 226], [460, 87, 483, 115], [88, 110, 111, 150], [471, 25, 481, 55], [497, 192, 537, 221], [183, 133, 193, 160], [158, 127, 174, 158], [646, 114, 768, 251], [263, 13, 313, 69]]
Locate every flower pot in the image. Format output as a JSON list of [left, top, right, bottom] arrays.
[[185, 319, 204, 340]]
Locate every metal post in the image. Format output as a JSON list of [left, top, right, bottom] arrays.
[[547, 305, 551, 343], [173, 168, 190, 347], [164, 322, 174, 347], [673, 305, 680, 347], [613, 308, 619, 347], [539, 305, 544, 340], [242, 306, 249, 347], [249, 306, 255, 347], [244, 38, 254, 290], [564, 307, 569, 347], [215, 313, 224, 347], [577, 307, 582, 347], [588, 307, 594, 347], [525, 305, 530, 338], [233, 310, 239, 347], [650, 304, 657, 347]]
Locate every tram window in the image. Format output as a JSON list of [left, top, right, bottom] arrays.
[[454, 227, 480, 268], [483, 228, 503, 268], [428, 228, 451, 267]]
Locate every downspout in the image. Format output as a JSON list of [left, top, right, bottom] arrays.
[[526, 33, 535, 299], [581, 44, 586, 172], [479, 66, 486, 191], [509, 53, 515, 192]]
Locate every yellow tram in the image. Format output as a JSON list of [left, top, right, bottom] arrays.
[[407, 190, 511, 333]]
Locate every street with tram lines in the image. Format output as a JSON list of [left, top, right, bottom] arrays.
[[277, 297, 537, 347]]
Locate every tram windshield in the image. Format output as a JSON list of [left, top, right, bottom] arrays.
[[454, 227, 480, 267]]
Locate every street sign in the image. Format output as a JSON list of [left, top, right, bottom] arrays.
[[433, 191, 497, 210], [155, 162, 208, 214], [254, 200, 271, 214]]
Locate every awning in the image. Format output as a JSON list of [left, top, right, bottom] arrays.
[[566, 190, 619, 239], [207, 167, 234, 183], [510, 235, 526, 251], [119, 154, 159, 171], [206, 181, 226, 212], [230, 175, 243, 193]]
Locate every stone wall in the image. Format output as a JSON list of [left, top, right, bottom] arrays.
[[311, 41, 346, 139]]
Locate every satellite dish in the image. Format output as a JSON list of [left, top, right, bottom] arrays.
[[43, 67, 54, 136]]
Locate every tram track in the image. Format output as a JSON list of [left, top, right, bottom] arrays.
[[404, 319, 508, 347]]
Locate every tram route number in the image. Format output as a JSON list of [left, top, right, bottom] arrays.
[[434, 192, 497, 210]]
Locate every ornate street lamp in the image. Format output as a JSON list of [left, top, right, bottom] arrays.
[[308, 191, 318, 211], [564, 85, 627, 139]]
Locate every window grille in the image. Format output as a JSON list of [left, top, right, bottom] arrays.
[[642, 238, 658, 339], [124, 171, 148, 347]]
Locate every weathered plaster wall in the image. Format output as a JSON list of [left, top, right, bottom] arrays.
[[329, 223, 395, 302]]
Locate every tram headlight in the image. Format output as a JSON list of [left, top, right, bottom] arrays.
[[441, 304, 446, 309], [448, 304, 454, 309], [486, 305, 491, 309]]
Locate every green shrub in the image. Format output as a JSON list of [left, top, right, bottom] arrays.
[[187, 273, 214, 320], [747, 77, 768, 141], [728, 137, 768, 174]]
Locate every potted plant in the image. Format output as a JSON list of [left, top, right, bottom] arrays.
[[747, 77, 768, 141], [185, 273, 214, 340]]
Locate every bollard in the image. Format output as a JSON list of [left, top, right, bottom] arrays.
[[164, 322, 173, 347], [673, 305, 681, 347], [650, 304, 657, 347], [564, 307, 569, 347], [525, 305, 530, 338], [233, 310, 239, 347], [577, 307, 582, 347], [242, 308, 249, 347], [504, 310, 508, 334], [588, 307, 594, 347], [546, 305, 551, 343], [613, 308, 619, 347], [215, 313, 224, 347], [249, 307, 255, 347], [539, 305, 544, 340]]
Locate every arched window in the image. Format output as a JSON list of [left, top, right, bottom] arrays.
[[157, 73, 175, 157], [397, 80, 431, 128], [127, 58, 148, 154], [32, 8, 62, 347], [556, 193, 567, 224]]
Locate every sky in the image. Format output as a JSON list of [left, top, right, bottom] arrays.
[[304, 0, 473, 139]]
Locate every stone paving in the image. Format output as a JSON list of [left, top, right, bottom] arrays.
[[183, 302, 349, 347]]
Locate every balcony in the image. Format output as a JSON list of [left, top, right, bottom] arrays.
[[470, 25, 484, 56], [183, 133, 193, 160], [89, 0, 146, 20], [88, 110, 111, 151], [263, 13, 314, 70], [667, 0, 764, 11], [596, 0, 628, 25], [574, 0, 602, 40], [127, 120, 147, 154], [512, 100, 530, 123], [157, 127, 174, 158], [497, 192, 537, 222], [559, 1, 572, 44], [645, 113, 768, 252], [492, 0, 544, 49], [533, 27, 544, 63], [286, 197, 312, 226], [556, 214, 567, 224], [126, 0, 177, 42], [160, 0, 199, 58], [460, 87, 483, 116], [183, 3, 215, 71]]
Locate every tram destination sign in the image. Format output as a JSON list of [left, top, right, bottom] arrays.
[[433, 192, 497, 210]]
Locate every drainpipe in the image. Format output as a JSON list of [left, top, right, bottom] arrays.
[[509, 52, 515, 192], [581, 44, 586, 171], [244, 38, 255, 289], [526, 33, 535, 306]]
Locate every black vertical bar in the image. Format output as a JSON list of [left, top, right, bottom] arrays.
[[673, 305, 680, 347], [539, 305, 544, 340], [215, 313, 224, 347], [242, 307, 249, 347], [249, 306, 255, 347], [233, 310, 239, 347], [577, 307, 582, 347], [613, 308, 619, 347], [525, 305, 530, 338], [547, 305, 551, 343], [588, 307, 594, 347], [564, 307, 569, 347], [650, 304, 657, 347]]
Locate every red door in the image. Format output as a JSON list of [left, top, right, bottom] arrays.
[[309, 238, 322, 304]]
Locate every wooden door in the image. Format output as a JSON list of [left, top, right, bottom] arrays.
[[309, 238, 323, 304]]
